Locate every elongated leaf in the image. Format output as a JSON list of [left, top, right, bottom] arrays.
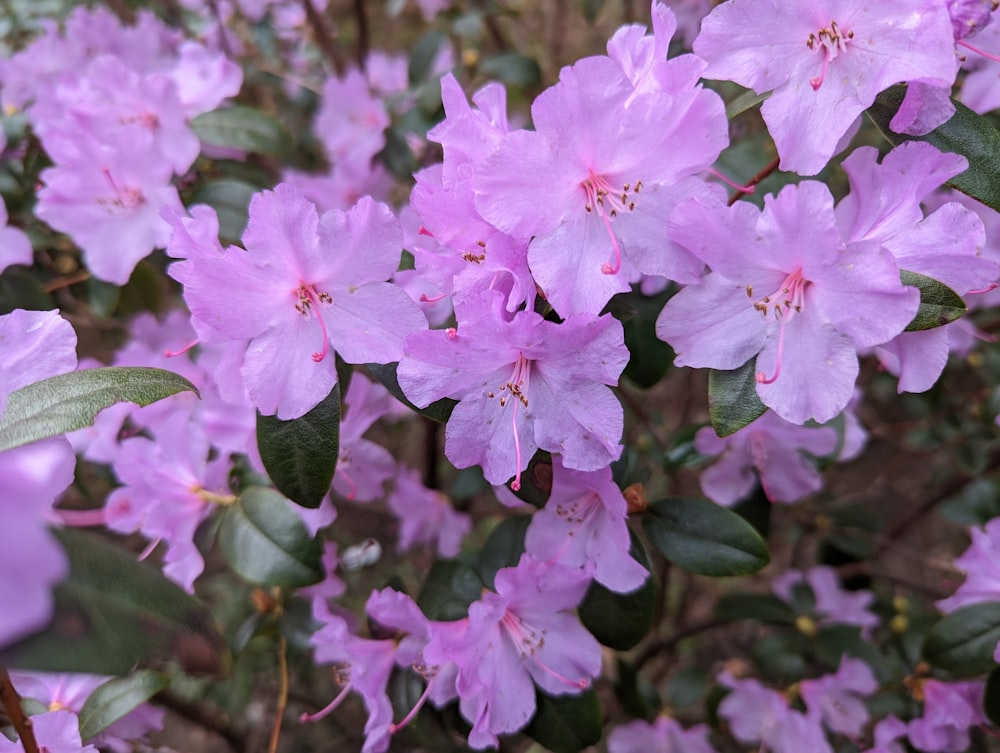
[[78, 670, 169, 740], [726, 88, 771, 120], [190, 106, 289, 156], [923, 602, 1000, 676], [622, 286, 675, 389], [708, 359, 767, 438], [257, 384, 340, 509], [900, 269, 967, 331], [524, 688, 602, 753], [218, 486, 323, 587], [365, 362, 456, 423], [643, 497, 769, 576], [578, 531, 655, 650], [0, 529, 227, 675], [869, 86, 1000, 213], [0, 367, 198, 452]]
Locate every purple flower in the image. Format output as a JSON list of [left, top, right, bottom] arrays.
[[694, 0, 957, 173], [0, 309, 78, 418], [800, 657, 878, 736], [608, 715, 718, 753], [773, 566, 880, 636], [387, 466, 472, 557], [657, 182, 919, 424], [425, 554, 600, 749], [398, 289, 627, 488], [334, 374, 397, 502], [171, 184, 427, 418], [0, 710, 97, 753], [937, 517, 1000, 612], [524, 457, 648, 593], [0, 197, 32, 274], [908, 679, 985, 753]]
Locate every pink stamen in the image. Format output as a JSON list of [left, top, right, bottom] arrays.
[[958, 39, 1000, 64], [810, 53, 831, 90], [806, 20, 852, 91], [337, 468, 358, 501], [598, 208, 623, 276], [294, 283, 333, 362], [419, 292, 447, 303], [418, 226, 434, 237], [511, 402, 523, 491], [389, 680, 434, 734], [755, 317, 787, 385], [967, 282, 999, 295], [706, 167, 755, 194], [164, 338, 199, 358], [54, 508, 108, 527], [580, 171, 641, 276], [300, 684, 352, 723], [500, 611, 589, 689], [138, 538, 161, 561]]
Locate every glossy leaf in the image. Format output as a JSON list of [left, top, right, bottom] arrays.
[[0, 529, 227, 675], [900, 270, 967, 331], [643, 497, 770, 576], [218, 486, 323, 587], [505, 450, 553, 508], [474, 515, 529, 590], [708, 359, 767, 438], [366, 362, 456, 423], [578, 531, 655, 650], [714, 593, 796, 625], [869, 86, 1000, 213], [78, 670, 170, 740], [524, 688, 602, 753], [0, 367, 198, 452], [726, 88, 771, 120], [923, 602, 1000, 676], [622, 287, 675, 388], [984, 666, 1000, 727], [257, 383, 340, 509], [191, 179, 258, 241], [478, 53, 541, 89], [190, 105, 289, 156], [416, 560, 483, 621]]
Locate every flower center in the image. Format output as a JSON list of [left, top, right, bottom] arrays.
[[293, 282, 334, 362], [806, 20, 853, 90], [501, 609, 590, 689], [750, 269, 810, 385], [486, 353, 532, 490], [98, 167, 144, 213], [580, 171, 643, 275]]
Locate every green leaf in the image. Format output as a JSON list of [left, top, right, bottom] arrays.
[[984, 666, 1000, 727], [505, 449, 552, 508], [190, 105, 289, 156], [191, 179, 258, 242], [416, 561, 484, 621], [0, 267, 53, 314], [523, 688, 602, 753], [78, 670, 170, 740], [0, 367, 198, 452], [714, 593, 796, 625], [708, 360, 767, 438], [900, 269, 967, 331], [0, 529, 227, 675], [923, 602, 1000, 676], [578, 531, 655, 650], [365, 362, 456, 423], [256, 383, 340, 509], [869, 86, 1000, 213], [478, 53, 541, 90], [218, 486, 323, 587], [475, 516, 529, 590], [726, 88, 771, 120], [622, 287, 675, 389], [642, 497, 770, 576], [376, 127, 417, 182]]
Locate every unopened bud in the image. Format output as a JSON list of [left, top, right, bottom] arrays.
[[889, 614, 909, 634], [623, 483, 648, 514], [794, 615, 817, 637]]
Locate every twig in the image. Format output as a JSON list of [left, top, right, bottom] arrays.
[[0, 669, 41, 753], [728, 156, 780, 206], [267, 635, 289, 753], [836, 562, 950, 599], [43, 270, 91, 293], [353, 0, 369, 68], [633, 618, 730, 670], [301, 0, 345, 76], [155, 691, 248, 752]]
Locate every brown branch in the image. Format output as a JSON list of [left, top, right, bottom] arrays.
[[633, 618, 730, 670], [728, 156, 780, 206], [155, 691, 247, 752], [43, 270, 90, 293], [267, 636, 289, 753], [0, 669, 41, 753], [353, 0, 370, 68], [301, 0, 345, 76]]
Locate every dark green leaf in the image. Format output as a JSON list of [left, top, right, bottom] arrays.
[[366, 362, 456, 423], [0, 268, 53, 314], [708, 360, 767, 438], [642, 497, 770, 576], [416, 560, 483, 621], [478, 53, 541, 90], [0, 529, 227, 675], [505, 450, 552, 508], [579, 530, 654, 650], [218, 486, 323, 587], [753, 631, 810, 683], [475, 516, 529, 590], [622, 287, 675, 388], [923, 602, 1000, 676], [614, 658, 658, 720], [524, 688, 602, 753], [869, 86, 1000, 213], [900, 270, 967, 331], [0, 367, 199, 452], [78, 670, 170, 740], [714, 593, 795, 625], [376, 127, 416, 182], [408, 31, 448, 83], [815, 625, 885, 673], [256, 383, 340, 509], [190, 106, 289, 156], [191, 179, 258, 242], [984, 667, 1000, 727]]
